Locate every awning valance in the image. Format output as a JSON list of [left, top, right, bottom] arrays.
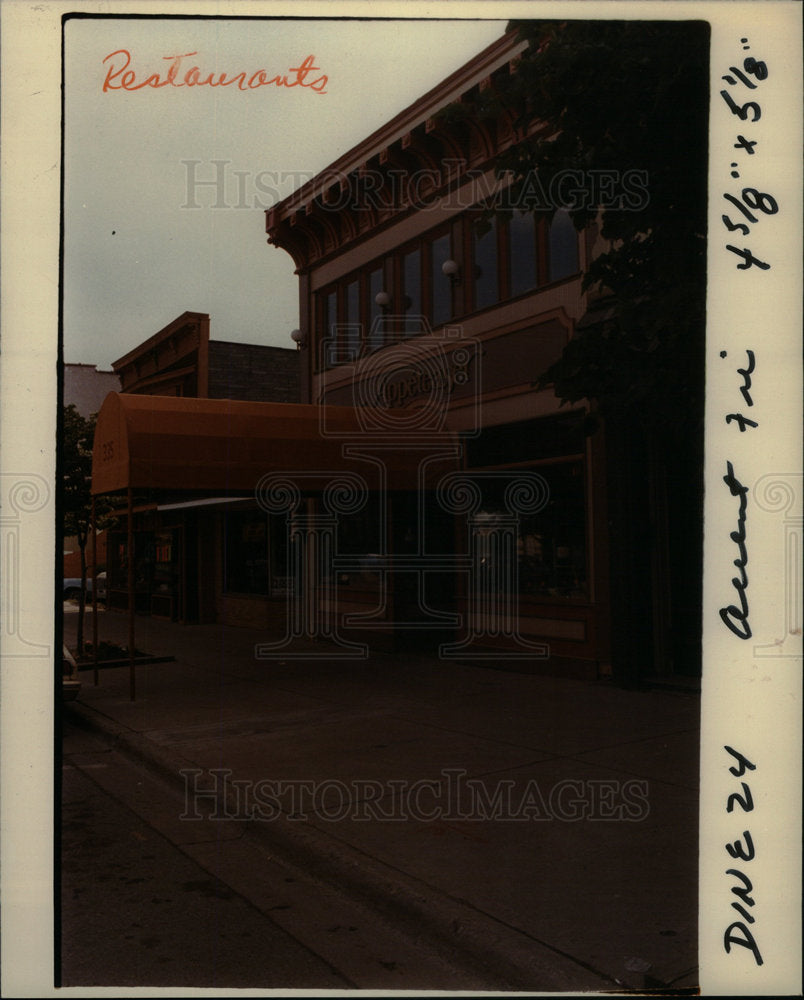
[[91, 393, 458, 496]]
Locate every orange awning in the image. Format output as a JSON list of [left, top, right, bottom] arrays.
[[91, 393, 458, 495]]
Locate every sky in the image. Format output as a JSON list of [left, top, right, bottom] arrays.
[[63, 15, 507, 369]]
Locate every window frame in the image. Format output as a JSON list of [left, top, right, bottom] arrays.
[[547, 208, 581, 284], [222, 509, 289, 599], [466, 211, 500, 313], [313, 211, 580, 371], [466, 456, 590, 604]]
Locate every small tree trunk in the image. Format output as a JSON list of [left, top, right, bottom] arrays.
[[77, 541, 87, 656]]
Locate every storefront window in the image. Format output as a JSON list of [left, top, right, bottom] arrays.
[[151, 530, 179, 616], [224, 511, 268, 595], [336, 493, 382, 592], [267, 512, 290, 597], [368, 266, 384, 351], [323, 289, 338, 367], [107, 530, 155, 612], [314, 210, 582, 370], [472, 462, 587, 599]]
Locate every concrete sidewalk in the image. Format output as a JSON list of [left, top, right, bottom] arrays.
[[62, 607, 700, 992]]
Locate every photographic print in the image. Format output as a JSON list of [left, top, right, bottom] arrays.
[[0, 1, 800, 996]]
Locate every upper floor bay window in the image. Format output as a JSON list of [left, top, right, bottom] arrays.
[[315, 210, 580, 370], [367, 266, 385, 352], [430, 232, 453, 329], [472, 216, 499, 310], [468, 460, 588, 600], [508, 210, 539, 297], [402, 247, 422, 336], [549, 209, 580, 282], [323, 289, 338, 368], [344, 279, 361, 360]]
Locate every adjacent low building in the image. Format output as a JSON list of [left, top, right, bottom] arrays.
[[111, 311, 299, 403], [94, 312, 306, 628]]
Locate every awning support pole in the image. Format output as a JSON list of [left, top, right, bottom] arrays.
[[127, 487, 136, 701], [92, 495, 99, 686]]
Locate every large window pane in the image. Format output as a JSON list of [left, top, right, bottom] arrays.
[[430, 232, 452, 328], [549, 209, 579, 282], [473, 463, 587, 599], [224, 511, 268, 594], [324, 289, 337, 367], [344, 279, 360, 359], [509, 212, 538, 296], [403, 248, 421, 335], [473, 217, 498, 310], [368, 267, 384, 351]]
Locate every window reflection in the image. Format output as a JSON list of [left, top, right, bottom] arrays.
[[325, 290, 337, 367], [368, 267, 384, 352], [473, 217, 498, 309], [473, 463, 587, 599], [345, 279, 360, 360], [431, 232, 452, 327], [549, 209, 579, 282], [318, 209, 581, 370], [403, 248, 421, 335], [509, 211, 538, 296]]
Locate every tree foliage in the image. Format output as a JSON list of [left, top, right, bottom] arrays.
[[63, 405, 95, 547], [481, 21, 710, 680], [62, 405, 115, 653], [488, 20, 710, 437]]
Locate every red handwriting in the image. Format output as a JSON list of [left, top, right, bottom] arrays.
[[102, 50, 328, 94]]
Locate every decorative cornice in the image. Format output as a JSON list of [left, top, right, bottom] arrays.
[[112, 312, 209, 372], [265, 30, 530, 271]]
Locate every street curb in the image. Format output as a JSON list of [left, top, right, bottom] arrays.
[[65, 698, 618, 992], [77, 655, 176, 671]]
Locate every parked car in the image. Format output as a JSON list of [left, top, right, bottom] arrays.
[[63, 572, 106, 602], [62, 644, 81, 701]]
